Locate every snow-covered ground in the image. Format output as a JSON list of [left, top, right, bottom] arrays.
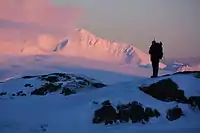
[[0, 69, 200, 133], [0, 29, 199, 133], [0, 54, 170, 84], [0, 54, 200, 133]]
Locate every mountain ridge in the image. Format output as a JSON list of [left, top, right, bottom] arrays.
[[1, 29, 166, 68]]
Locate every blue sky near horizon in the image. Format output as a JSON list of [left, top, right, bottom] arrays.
[[52, 0, 200, 58]]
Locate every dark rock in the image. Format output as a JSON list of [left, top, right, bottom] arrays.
[[128, 101, 146, 123], [40, 74, 49, 78], [24, 84, 33, 87], [102, 100, 111, 106], [116, 104, 130, 123], [116, 101, 161, 124], [58, 83, 63, 86], [22, 73, 106, 96], [16, 91, 26, 96], [166, 106, 184, 121], [31, 89, 46, 95], [41, 76, 59, 83], [154, 109, 161, 117], [93, 101, 99, 105], [0, 92, 7, 96], [91, 82, 106, 88], [188, 96, 200, 110], [16, 91, 23, 96], [195, 73, 200, 78], [145, 107, 155, 117], [31, 83, 61, 95], [79, 80, 90, 86], [145, 107, 161, 118], [55, 73, 71, 79], [42, 73, 71, 81], [22, 76, 37, 79], [61, 88, 76, 96], [93, 101, 117, 125], [93, 106, 117, 125], [93, 100, 161, 125], [140, 78, 188, 103], [40, 124, 48, 132], [63, 81, 82, 90], [21, 93, 26, 96]]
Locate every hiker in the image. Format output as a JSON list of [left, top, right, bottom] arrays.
[[149, 39, 163, 78]]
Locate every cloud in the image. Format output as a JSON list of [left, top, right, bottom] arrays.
[[0, 0, 81, 37]]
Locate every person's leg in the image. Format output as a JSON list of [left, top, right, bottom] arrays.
[[151, 61, 156, 77], [155, 61, 159, 77], [152, 60, 159, 77]]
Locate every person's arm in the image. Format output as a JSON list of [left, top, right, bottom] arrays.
[[149, 45, 152, 55], [159, 45, 163, 59]]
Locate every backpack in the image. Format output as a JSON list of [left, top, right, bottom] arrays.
[[149, 42, 163, 60]]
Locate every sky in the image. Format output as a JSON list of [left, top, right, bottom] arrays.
[[0, 0, 199, 58], [52, 0, 200, 58], [0, 0, 80, 40]]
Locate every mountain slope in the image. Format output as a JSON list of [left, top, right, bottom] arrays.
[[53, 29, 166, 68], [0, 71, 200, 133], [177, 64, 200, 72], [2, 29, 165, 68], [165, 61, 200, 72], [0, 54, 170, 82]]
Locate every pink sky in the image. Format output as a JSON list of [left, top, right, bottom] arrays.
[[0, 0, 199, 58], [0, 0, 81, 38]]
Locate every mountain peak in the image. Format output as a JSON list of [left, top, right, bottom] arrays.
[[55, 29, 166, 68], [75, 28, 91, 34], [0, 28, 166, 68]]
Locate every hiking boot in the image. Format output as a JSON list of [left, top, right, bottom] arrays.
[[151, 76, 158, 78]]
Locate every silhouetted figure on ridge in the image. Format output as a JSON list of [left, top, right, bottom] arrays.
[[149, 39, 163, 78]]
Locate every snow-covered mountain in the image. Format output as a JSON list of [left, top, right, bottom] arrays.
[[1, 29, 200, 133], [177, 64, 200, 72], [53, 29, 162, 68], [1, 29, 165, 68], [164, 57, 200, 72], [0, 68, 200, 133], [166, 61, 200, 72]]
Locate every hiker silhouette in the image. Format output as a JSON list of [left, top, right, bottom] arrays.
[[149, 39, 163, 78]]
